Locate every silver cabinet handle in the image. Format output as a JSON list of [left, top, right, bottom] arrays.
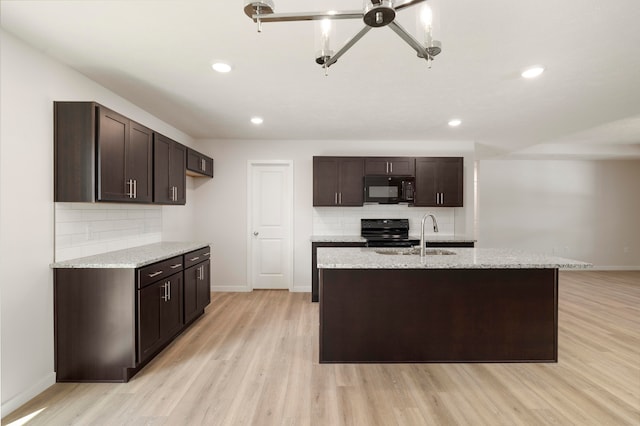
[[390, 162, 393, 173], [201, 158, 205, 171], [168, 281, 171, 301], [133, 179, 137, 199], [126, 179, 133, 198], [196, 266, 202, 280], [334, 192, 338, 205], [203, 252, 210, 256], [170, 263, 182, 269], [386, 162, 389, 174], [148, 270, 163, 278], [162, 282, 168, 301], [441, 193, 444, 205], [189, 256, 200, 261], [339, 193, 342, 204]]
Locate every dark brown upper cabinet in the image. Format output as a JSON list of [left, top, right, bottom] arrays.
[[313, 157, 364, 207], [153, 133, 186, 205], [414, 157, 464, 207], [186, 148, 214, 178], [364, 157, 415, 176], [55, 102, 153, 203]]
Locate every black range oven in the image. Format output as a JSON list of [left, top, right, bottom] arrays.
[[361, 218, 420, 247]]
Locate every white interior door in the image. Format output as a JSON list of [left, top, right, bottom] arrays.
[[248, 161, 293, 290]]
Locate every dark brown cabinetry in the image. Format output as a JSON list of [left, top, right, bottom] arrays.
[[364, 157, 415, 176], [187, 148, 214, 177], [55, 101, 152, 203], [414, 157, 464, 207], [54, 246, 211, 382], [138, 271, 183, 363], [154, 133, 186, 205], [184, 247, 211, 324], [313, 157, 364, 206]]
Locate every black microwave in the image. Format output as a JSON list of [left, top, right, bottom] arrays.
[[364, 176, 415, 204]]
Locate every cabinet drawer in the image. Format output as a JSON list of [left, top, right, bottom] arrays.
[[185, 246, 211, 269], [137, 255, 184, 289]]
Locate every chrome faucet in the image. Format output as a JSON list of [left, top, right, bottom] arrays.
[[420, 213, 439, 257]]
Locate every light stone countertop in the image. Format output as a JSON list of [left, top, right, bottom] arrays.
[[50, 242, 210, 269], [310, 235, 476, 243], [317, 247, 592, 269]]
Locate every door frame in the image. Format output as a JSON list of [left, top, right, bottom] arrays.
[[246, 160, 294, 291]]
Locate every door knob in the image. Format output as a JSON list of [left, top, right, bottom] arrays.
[[253, 231, 259, 236]]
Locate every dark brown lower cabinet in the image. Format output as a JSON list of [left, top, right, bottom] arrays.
[[54, 246, 210, 383]]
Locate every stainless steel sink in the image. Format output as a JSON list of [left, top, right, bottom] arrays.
[[374, 248, 455, 256]]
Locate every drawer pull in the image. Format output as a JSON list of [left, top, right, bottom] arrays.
[[203, 252, 210, 256], [148, 271, 163, 278], [189, 256, 200, 261], [170, 263, 182, 269]]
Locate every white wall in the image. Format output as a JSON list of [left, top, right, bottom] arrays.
[[478, 159, 640, 268], [192, 139, 475, 292], [0, 30, 197, 416]]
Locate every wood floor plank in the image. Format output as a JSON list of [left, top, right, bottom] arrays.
[[2, 272, 639, 426]]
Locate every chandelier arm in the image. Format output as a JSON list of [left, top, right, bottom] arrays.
[[251, 10, 362, 23], [324, 26, 372, 68], [387, 21, 431, 61], [394, 0, 429, 11]]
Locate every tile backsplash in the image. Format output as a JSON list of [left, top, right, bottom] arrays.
[[313, 205, 456, 236], [55, 203, 162, 261]]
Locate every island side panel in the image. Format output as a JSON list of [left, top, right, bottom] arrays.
[[319, 268, 558, 363], [55, 268, 136, 382]]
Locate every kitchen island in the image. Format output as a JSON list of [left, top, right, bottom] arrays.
[[317, 247, 590, 364]]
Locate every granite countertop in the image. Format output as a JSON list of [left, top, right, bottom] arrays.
[[317, 247, 592, 270], [50, 241, 210, 269], [310, 235, 476, 243]]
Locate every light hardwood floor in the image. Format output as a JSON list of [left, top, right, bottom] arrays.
[[3, 271, 639, 425]]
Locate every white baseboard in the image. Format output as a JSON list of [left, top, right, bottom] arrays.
[[1, 372, 55, 419], [291, 285, 311, 293]]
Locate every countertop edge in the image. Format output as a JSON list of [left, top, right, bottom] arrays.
[[50, 242, 211, 269]]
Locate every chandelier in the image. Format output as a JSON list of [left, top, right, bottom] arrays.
[[244, 0, 442, 74]]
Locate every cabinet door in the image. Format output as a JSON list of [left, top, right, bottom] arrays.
[[313, 157, 339, 206], [153, 133, 172, 204], [388, 157, 415, 176], [438, 157, 463, 207], [128, 122, 153, 203], [338, 158, 364, 206], [184, 264, 199, 324], [364, 158, 390, 175], [196, 260, 211, 312], [170, 143, 187, 204], [160, 273, 183, 341], [414, 158, 439, 207], [138, 281, 162, 362], [365, 157, 415, 176], [98, 107, 129, 201], [154, 134, 186, 204]]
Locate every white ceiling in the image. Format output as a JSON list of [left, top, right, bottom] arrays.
[[2, 0, 640, 158]]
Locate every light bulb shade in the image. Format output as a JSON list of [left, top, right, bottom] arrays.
[[315, 18, 335, 64], [417, 1, 441, 49]]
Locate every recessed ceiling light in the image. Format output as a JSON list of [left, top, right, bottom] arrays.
[[212, 62, 232, 73], [251, 117, 264, 125], [521, 66, 545, 79], [448, 119, 462, 127]]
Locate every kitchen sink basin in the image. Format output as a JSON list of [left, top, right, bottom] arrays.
[[374, 248, 456, 256]]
